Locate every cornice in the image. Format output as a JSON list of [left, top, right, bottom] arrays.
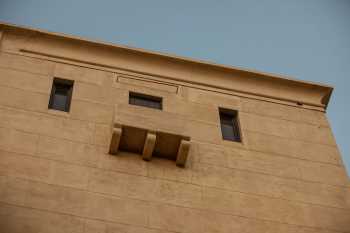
[[0, 22, 333, 110]]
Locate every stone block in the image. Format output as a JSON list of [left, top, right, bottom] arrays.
[[147, 157, 193, 183], [167, 98, 220, 124], [278, 179, 350, 209], [241, 97, 329, 126], [0, 150, 51, 182], [0, 52, 55, 76], [50, 162, 90, 189], [89, 166, 202, 209], [88, 168, 153, 200], [152, 178, 202, 208], [0, 149, 90, 190], [0, 203, 85, 233], [54, 62, 113, 86], [84, 219, 107, 233], [193, 160, 350, 209], [201, 206, 325, 233], [304, 204, 350, 231], [184, 120, 222, 144], [84, 218, 167, 233], [0, 66, 52, 94], [24, 180, 88, 216], [115, 104, 187, 135], [298, 161, 349, 186], [73, 78, 113, 104], [86, 192, 149, 226], [0, 107, 95, 143], [235, 189, 306, 225], [197, 142, 301, 179], [118, 75, 178, 93], [70, 99, 113, 124], [241, 112, 293, 138], [241, 112, 336, 146], [202, 185, 350, 231], [0, 107, 40, 132], [37, 135, 104, 167], [0, 176, 28, 206], [191, 162, 238, 190], [114, 78, 176, 99], [290, 122, 336, 146], [0, 127, 38, 155], [149, 203, 203, 233], [87, 169, 128, 196], [37, 114, 95, 143], [93, 123, 111, 146], [184, 87, 241, 110], [0, 85, 49, 112], [99, 151, 148, 176], [111, 87, 129, 105], [246, 131, 341, 165], [2, 29, 31, 52]]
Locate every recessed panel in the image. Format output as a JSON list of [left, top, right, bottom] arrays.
[[153, 132, 182, 160], [119, 126, 147, 154]]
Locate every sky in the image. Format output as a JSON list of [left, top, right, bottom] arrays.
[[0, 0, 349, 174]]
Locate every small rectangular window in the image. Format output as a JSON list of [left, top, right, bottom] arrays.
[[219, 108, 241, 142], [129, 92, 162, 110], [48, 78, 74, 112]]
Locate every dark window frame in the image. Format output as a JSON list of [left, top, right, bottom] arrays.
[[129, 92, 163, 110], [219, 108, 242, 142], [48, 78, 74, 112]]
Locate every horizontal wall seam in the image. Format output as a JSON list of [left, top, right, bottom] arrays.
[[0, 182, 348, 233], [0, 102, 337, 149], [0, 150, 349, 211], [2, 201, 345, 233], [0, 112, 342, 172], [194, 140, 341, 167]]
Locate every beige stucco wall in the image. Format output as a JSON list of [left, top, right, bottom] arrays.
[[0, 25, 349, 233]]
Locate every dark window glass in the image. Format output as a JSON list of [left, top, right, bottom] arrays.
[[48, 78, 74, 112], [129, 92, 162, 110], [219, 108, 241, 142]]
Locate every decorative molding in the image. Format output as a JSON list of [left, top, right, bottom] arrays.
[[0, 22, 333, 110], [0, 28, 3, 50]]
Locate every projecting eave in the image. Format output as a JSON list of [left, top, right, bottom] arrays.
[[0, 21, 333, 110]]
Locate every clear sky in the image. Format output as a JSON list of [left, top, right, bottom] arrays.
[[0, 0, 349, 174]]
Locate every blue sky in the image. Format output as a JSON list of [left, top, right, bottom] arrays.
[[0, 0, 349, 173]]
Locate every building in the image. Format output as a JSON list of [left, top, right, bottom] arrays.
[[0, 22, 349, 233]]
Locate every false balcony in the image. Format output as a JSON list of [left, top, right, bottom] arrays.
[[109, 104, 191, 167]]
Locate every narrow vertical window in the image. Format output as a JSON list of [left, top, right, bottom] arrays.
[[129, 92, 162, 110], [48, 78, 74, 112], [219, 108, 241, 142]]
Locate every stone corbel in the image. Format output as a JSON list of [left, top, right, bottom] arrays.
[[142, 131, 156, 161], [109, 124, 122, 155], [176, 140, 191, 167], [0, 29, 3, 50]]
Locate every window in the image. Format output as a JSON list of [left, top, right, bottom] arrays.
[[48, 78, 74, 112], [129, 92, 162, 110], [219, 108, 241, 142]]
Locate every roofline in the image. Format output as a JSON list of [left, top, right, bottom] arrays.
[[0, 21, 334, 109]]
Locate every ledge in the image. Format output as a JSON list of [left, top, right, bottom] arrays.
[[0, 21, 333, 109], [110, 104, 191, 166], [109, 123, 191, 167]]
